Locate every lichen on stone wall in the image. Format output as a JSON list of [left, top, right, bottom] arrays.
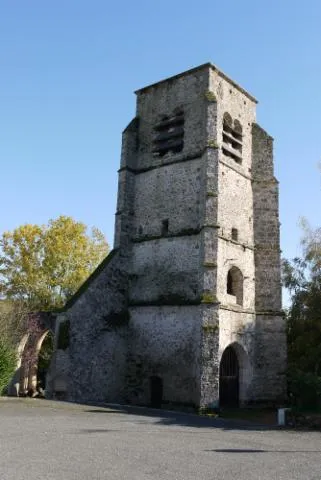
[[204, 91, 217, 102], [207, 140, 219, 149], [201, 292, 218, 304], [202, 324, 218, 333], [203, 262, 217, 268], [206, 192, 218, 197]]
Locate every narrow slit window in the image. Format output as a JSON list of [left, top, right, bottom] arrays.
[[231, 228, 238, 241], [162, 219, 169, 236]]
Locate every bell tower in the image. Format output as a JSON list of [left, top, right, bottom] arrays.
[[114, 63, 286, 407], [53, 63, 286, 408]]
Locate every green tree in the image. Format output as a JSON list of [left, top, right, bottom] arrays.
[[283, 220, 321, 408], [0, 216, 109, 310], [0, 301, 25, 395], [0, 339, 16, 394], [0, 300, 29, 345]]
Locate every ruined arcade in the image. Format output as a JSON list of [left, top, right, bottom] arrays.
[[49, 63, 287, 408]]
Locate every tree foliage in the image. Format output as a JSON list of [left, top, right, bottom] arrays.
[[0, 216, 109, 310], [283, 220, 321, 408], [0, 301, 29, 395], [0, 300, 28, 345], [0, 339, 16, 395]]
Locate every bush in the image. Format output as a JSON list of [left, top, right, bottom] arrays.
[[288, 369, 321, 410], [0, 340, 16, 395]]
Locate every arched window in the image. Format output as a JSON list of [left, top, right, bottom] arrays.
[[226, 266, 243, 306], [233, 119, 243, 138], [223, 112, 233, 129]]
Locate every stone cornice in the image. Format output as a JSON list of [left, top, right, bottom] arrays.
[[219, 156, 252, 181], [135, 63, 257, 103], [131, 224, 221, 244], [217, 234, 254, 251], [219, 304, 284, 316], [118, 149, 206, 175]]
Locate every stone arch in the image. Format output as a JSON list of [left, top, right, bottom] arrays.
[[7, 334, 30, 396], [32, 329, 54, 392], [219, 342, 251, 407], [17, 313, 56, 396], [233, 119, 243, 136], [17, 334, 30, 394], [22, 329, 52, 394], [219, 345, 239, 406], [226, 266, 243, 305], [223, 112, 232, 128]]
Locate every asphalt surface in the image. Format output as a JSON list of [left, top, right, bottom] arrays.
[[0, 399, 320, 480]]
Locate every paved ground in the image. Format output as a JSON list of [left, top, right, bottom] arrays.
[[0, 399, 320, 480]]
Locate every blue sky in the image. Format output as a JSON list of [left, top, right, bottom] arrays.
[[1, 0, 320, 269]]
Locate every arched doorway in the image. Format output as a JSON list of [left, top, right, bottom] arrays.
[[150, 376, 163, 408], [37, 331, 54, 392], [219, 346, 239, 407], [23, 329, 54, 396]]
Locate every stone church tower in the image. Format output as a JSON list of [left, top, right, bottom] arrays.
[[49, 63, 286, 408]]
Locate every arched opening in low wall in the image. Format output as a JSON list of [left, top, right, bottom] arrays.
[[19, 329, 54, 396], [27, 330, 54, 394], [36, 331, 54, 391]]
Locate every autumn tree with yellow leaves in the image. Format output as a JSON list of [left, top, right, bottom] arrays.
[[0, 216, 109, 310]]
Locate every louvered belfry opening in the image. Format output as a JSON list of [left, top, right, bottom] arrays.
[[222, 112, 243, 164], [152, 109, 184, 157], [219, 346, 240, 407]]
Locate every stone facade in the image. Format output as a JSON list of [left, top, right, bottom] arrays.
[[49, 63, 287, 408]]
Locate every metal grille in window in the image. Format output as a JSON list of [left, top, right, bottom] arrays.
[[222, 113, 243, 164], [152, 109, 184, 157]]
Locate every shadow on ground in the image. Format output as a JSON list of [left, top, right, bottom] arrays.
[[83, 403, 278, 432], [205, 448, 321, 453]]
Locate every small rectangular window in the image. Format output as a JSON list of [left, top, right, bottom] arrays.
[[162, 219, 169, 236], [231, 228, 238, 241]]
